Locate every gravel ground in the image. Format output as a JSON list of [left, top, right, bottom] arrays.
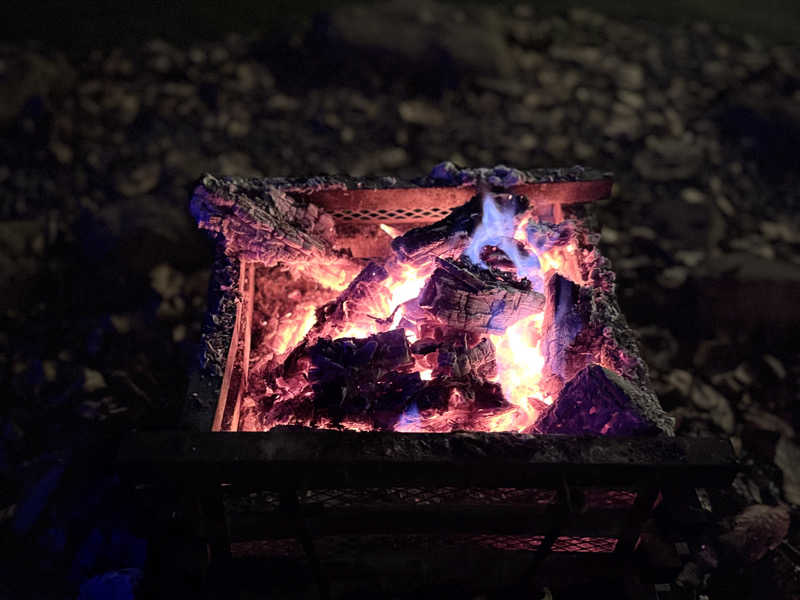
[[1, 3, 800, 598]]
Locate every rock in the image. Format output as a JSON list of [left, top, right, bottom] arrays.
[[0, 51, 76, 125], [398, 100, 445, 127], [681, 187, 707, 204], [115, 163, 161, 197], [690, 381, 735, 434], [744, 407, 794, 438], [775, 436, 800, 505], [633, 134, 704, 181], [77, 568, 143, 600], [618, 63, 645, 89], [327, 1, 517, 77], [719, 504, 790, 563]]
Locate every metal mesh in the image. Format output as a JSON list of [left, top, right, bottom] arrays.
[[228, 487, 638, 511], [302, 487, 557, 507], [582, 488, 637, 509], [552, 536, 619, 553], [330, 207, 451, 222], [233, 534, 619, 557]]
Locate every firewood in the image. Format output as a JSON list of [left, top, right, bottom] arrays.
[[192, 176, 363, 287], [418, 257, 545, 334], [539, 272, 592, 395], [534, 364, 660, 436], [307, 262, 390, 342], [435, 338, 496, 379], [391, 193, 529, 263], [307, 329, 416, 427]]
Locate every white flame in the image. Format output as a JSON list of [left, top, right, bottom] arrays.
[[463, 194, 541, 282]]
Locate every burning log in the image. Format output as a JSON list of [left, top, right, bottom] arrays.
[[418, 258, 545, 334], [391, 193, 529, 263], [435, 338, 497, 379], [308, 329, 417, 427], [407, 376, 507, 415], [540, 272, 593, 395], [534, 364, 661, 436], [307, 262, 390, 342], [191, 176, 363, 288]]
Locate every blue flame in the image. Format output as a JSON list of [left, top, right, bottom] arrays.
[[395, 401, 421, 430], [464, 194, 541, 285]]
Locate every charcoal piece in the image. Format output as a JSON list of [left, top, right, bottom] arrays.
[[468, 377, 506, 409], [370, 328, 414, 369], [434, 338, 496, 379], [191, 177, 362, 285], [309, 328, 413, 385], [409, 380, 453, 412], [372, 372, 426, 430], [391, 194, 529, 263], [540, 272, 592, 394], [410, 338, 439, 355], [534, 364, 660, 436], [391, 194, 481, 263], [307, 329, 415, 427], [308, 262, 389, 342], [409, 375, 507, 414], [466, 338, 497, 379], [418, 258, 545, 333]]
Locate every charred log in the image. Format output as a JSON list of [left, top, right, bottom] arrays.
[[307, 262, 390, 342], [534, 364, 661, 436], [410, 338, 439, 355], [191, 176, 363, 287], [391, 193, 529, 263], [418, 258, 545, 334], [406, 375, 507, 415], [435, 338, 496, 379], [540, 272, 593, 395], [308, 329, 416, 428]]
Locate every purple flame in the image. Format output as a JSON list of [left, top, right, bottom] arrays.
[[464, 194, 542, 288]]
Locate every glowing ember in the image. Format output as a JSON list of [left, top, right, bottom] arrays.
[[249, 194, 581, 433]]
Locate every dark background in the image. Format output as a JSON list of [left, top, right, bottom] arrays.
[[1, 1, 799, 598]]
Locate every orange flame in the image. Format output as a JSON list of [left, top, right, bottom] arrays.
[[257, 210, 572, 433]]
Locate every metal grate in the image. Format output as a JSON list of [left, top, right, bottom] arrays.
[[330, 207, 451, 222], [233, 534, 619, 557], [582, 489, 637, 509], [552, 536, 619, 553], [227, 487, 558, 512], [302, 487, 557, 507]]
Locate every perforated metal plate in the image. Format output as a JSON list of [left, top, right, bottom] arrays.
[[329, 206, 453, 223]]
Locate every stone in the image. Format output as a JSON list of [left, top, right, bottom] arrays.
[[775, 436, 800, 505]]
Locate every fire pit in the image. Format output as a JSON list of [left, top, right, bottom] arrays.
[[119, 164, 735, 598]]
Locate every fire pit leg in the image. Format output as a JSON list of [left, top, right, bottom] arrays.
[[615, 482, 661, 555], [510, 475, 574, 593], [200, 490, 232, 596], [280, 490, 330, 600]]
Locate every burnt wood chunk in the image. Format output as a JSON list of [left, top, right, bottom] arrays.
[[410, 338, 439, 355], [191, 176, 362, 286], [407, 375, 506, 414], [309, 329, 413, 384], [307, 262, 389, 342], [535, 364, 660, 436], [418, 258, 545, 334], [436, 338, 496, 379], [308, 329, 416, 428], [540, 272, 592, 394], [391, 193, 529, 263]]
